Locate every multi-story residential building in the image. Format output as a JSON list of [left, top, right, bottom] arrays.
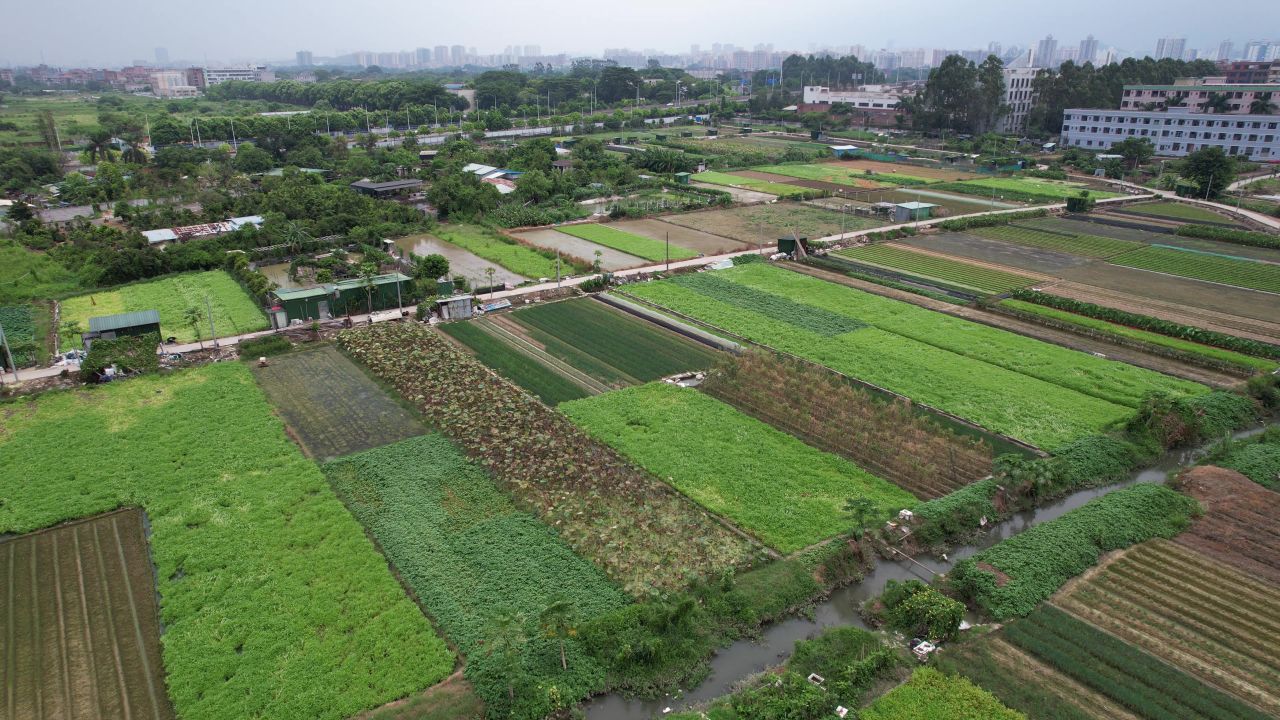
[[433, 46, 448, 66], [450, 45, 466, 66], [184, 67, 206, 89], [1061, 107, 1279, 160], [151, 70, 198, 98], [800, 85, 905, 126], [1078, 35, 1099, 65], [1221, 60, 1277, 84], [997, 67, 1042, 134], [1155, 37, 1186, 60], [204, 66, 272, 86], [296, 50, 313, 67], [1034, 35, 1057, 67], [0, 68, 15, 85], [1120, 78, 1280, 113], [1217, 41, 1235, 61]]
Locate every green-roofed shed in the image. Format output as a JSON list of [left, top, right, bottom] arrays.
[[268, 273, 411, 326], [83, 310, 161, 348]]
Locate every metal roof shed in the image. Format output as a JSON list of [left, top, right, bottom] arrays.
[[893, 202, 939, 223], [83, 310, 162, 348]]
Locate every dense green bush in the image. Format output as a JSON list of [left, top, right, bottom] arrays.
[[1175, 223, 1280, 249], [950, 484, 1200, 619], [910, 478, 1001, 545], [874, 579, 964, 641], [1008, 289, 1280, 360], [1127, 390, 1257, 449], [81, 332, 160, 378], [237, 334, 293, 358], [1204, 427, 1280, 489], [936, 209, 1049, 231]]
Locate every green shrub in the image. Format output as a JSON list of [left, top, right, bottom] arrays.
[[82, 332, 160, 378], [876, 579, 964, 641], [1175, 224, 1280, 249], [935, 209, 1049, 231], [1127, 390, 1257, 449], [950, 484, 1200, 619], [911, 478, 1001, 545], [237, 334, 293, 358]]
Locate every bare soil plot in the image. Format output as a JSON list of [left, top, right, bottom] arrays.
[[610, 218, 753, 256], [1053, 538, 1280, 715], [690, 181, 777, 204], [510, 228, 646, 271], [1174, 465, 1280, 586], [391, 234, 527, 285], [253, 344, 426, 460], [831, 159, 979, 181], [1, 508, 174, 720], [659, 203, 887, 244]]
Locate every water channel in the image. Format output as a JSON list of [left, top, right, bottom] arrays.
[[585, 419, 1273, 719]]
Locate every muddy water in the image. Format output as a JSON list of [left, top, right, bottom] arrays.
[[392, 234, 527, 286], [258, 262, 297, 289], [585, 420, 1273, 719]]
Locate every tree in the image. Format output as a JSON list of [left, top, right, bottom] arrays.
[[85, 129, 115, 164], [1181, 146, 1236, 199], [484, 266, 496, 296], [411, 253, 449, 282], [61, 320, 82, 352], [233, 143, 274, 174], [843, 497, 878, 539], [7, 199, 34, 223], [1111, 136, 1154, 170], [539, 600, 577, 671], [1249, 92, 1277, 115], [973, 55, 1007, 135], [484, 612, 528, 703], [915, 55, 980, 133], [358, 262, 378, 317], [1203, 92, 1232, 114], [183, 307, 204, 349]]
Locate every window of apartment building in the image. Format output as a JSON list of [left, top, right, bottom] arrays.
[[1234, 133, 1242, 140], [1249, 134, 1258, 141]]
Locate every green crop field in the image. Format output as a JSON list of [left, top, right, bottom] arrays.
[[0, 242, 83, 305], [937, 177, 1120, 203], [973, 224, 1144, 258], [691, 171, 814, 197], [1001, 299, 1279, 372], [833, 244, 1037, 294], [624, 264, 1206, 449], [439, 320, 590, 404], [861, 668, 1025, 720], [1002, 605, 1271, 720], [561, 383, 916, 553], [434, 224, 565, 278], [253, 345, 427, 459], [59, 270, 267, 346], [754, 163, 934, 186], [558, 223, 698, 262], [0, 304, 41, 367], [1108, 245, 1280, 294], [511, 298, 720, 385], [325, 435, 627, 715], [0, 363, 451, 720], [1123, 201, 1238, 224], [660, 203, 887, 243]]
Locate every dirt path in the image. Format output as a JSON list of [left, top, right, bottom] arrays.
[[786, 262, 1241, 387], [1048, 281, 1280, 343]]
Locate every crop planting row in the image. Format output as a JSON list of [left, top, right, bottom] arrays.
[[1121, 201, 1236, 225], [1054, 539, 1280, 714], [690, 170, 815, 197], [324, 435, 627, 716], [1175, 466, 1280, 585], [0, 364, 449, 720], [951, 484, 1199, 619], [934, 177, 1120, 203], [624, 264, 1200, 448], [558, 223, 698, 262], [0, 305, 39, 367], [0, 509, 175, 720], [59, 270, 268, 345], [668, 272, 868, 336], [1002, 605, 1270, 720], [701, 349, 992, 499], [561, 382, 916, 553], [972, 224, 1144, 258], [252, 345, 429, 459], [752, 163, 934, 187], [860, 668, 1024, 720], [832, 244, 1036, 294], [1000, 299, 1279, 372], [339, 322, 755, 593], [1109, 245, 1280, 294], [511, 298, 720, 385], [439, 320, 591, 404]]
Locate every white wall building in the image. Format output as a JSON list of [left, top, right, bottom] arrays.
[[1061, 107, 1279, 160], [801, 85, 904, 110], [996, 67, 1041, 134], [204, 66, 274, 86], [150, 70, 198, 98]]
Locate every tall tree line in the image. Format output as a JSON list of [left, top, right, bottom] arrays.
[[1026, 57, 1220, 134]]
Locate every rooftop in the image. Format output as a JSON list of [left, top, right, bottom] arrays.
[[88, 310, 161, 333], [349, 178, 424, 191]]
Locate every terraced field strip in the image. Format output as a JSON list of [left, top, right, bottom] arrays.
[[436, 320, 592, 405], [1054, 539, 1280, 715], [1048, 281, 1280, 344], [1, 508, 174, 720], [479, 315, 613, 393], [1109, 245, 1280, 294], [1117, 201, 1240, 225], [690, 171, 814, 197], [510, 297, 721, 386], [751, 163, 934, 187], [1175, 466, 1280, 586], [557, 223, 699, 262], [972, 223, 1145, 258], [253, 345, 427, 460], [833, 243, 1040, 294]]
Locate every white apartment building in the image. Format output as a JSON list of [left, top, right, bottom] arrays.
[[204, 66, 274, 86], [150, 71, 198, 98], [996, 67, 1041, 134], [801, 85, 904, 110], [1061, 107, 1279, 160]]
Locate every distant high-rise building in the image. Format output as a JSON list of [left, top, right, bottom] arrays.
[[524, 45, 540, 57], [1034, 35, 1058, 67], [1154, 37, 1186, 60], [450, 45, 466, 65], [296, 50, 313, 67], [1078, 35, 1098, 65], [154, 47, 169, 66], [415, 47, 430, 66], [1057, 46, 1079, 65], [690, 44, 700, 55], [1217, 40, 1235, 61], [988, 41, 1003, 58], [434, 46, 448, 65]]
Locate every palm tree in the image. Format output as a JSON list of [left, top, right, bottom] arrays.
[[539, 600, 577, 671], [484, 266, 496, 299], [1203, 92, 1232, 114], [120, 134, 148, 165], [358, 262, 378, 320], [1250, 93, 1277, 115], [484, 612, 527, 703], [183, 307, 204, 349], [85, 129, 114, 163]]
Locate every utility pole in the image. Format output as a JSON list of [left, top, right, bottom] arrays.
[[556, 252, 561, 288], [0, 318, 18, 384], [665, 231, 670, 272], [205, 294, 218, 348], [230, 119, 237, 150], [1204, 173, 1214, 200]]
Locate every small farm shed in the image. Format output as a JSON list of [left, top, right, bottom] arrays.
[[829, 145, 859, 159], [674, 172, 692, 185], [269, 273, 411, 325], [349, 178, 424, 197], [437, 294, 474, 321], [83, 310, 161, 348], [893, 202, 938, 223]]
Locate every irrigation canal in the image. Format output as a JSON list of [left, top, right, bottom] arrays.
[[585, 419, 1273, 719]]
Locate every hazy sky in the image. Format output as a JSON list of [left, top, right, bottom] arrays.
[[1, 0, 1267, 67]]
